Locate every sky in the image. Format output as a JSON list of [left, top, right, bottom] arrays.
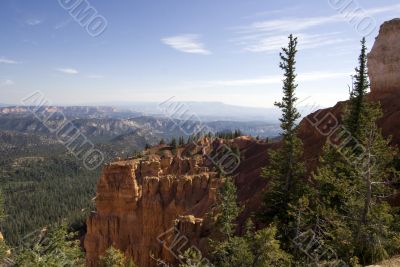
[[0, 0, 400, 108]]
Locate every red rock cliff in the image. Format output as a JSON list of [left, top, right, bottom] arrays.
[[84, 145, 222, 267]]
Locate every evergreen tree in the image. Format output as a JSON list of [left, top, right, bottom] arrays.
[[345, 37, 369, 140], [352, 103, 400, 264], [170, 138, 177, 149], [291, 39, 400, 265], [295, 146, 357, 264], [179, 136, 185, 146], [246, 223, 292, 267], [159, 138, 165, 145], [234, 129, 242, 138], [100, 246, 136, 267], [210, 177, 290, 267], [215, 176, 240, 238], [298, 103, 400, 265], [260, 34, 308, 239], [179, 248, 209, 267], [0, 191, 10, 263], [16, 224, 84, 267]]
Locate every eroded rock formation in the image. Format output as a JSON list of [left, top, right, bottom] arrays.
[[84, 146, 221, 267], [368, 18, 400, 95]]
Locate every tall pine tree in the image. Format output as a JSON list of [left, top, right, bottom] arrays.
[[345, 37, 369, 140], [260, 35, 308, 236], [352, 103, 400, 264]]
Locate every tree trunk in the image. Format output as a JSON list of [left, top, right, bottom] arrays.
[[361, 178, 372, 225]]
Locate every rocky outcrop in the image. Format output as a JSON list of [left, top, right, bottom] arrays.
[[368, 18, 400, 95], [84, 150, 220, 267]]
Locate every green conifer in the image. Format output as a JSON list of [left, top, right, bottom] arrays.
[[260, 35, 308, 239], [345, 37, 369, 140]]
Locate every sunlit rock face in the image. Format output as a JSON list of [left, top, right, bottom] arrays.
[[84, 146, 221, 267], [368, 18, 400, 95]]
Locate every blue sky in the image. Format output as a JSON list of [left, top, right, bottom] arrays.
[[1, 0, 399, 108]]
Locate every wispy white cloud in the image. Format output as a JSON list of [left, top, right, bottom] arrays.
[[234, 4, 400, 53], [242, 33, 350, 53], [57, 68, 79, 75], [1, 80, 15, 86], [0, 57, 20, 64], [87, 74, 103, 79], [185, 71, 351, 87], [238, 4, 400, 34], [242, 6, 300, 19], [26, 18, 42, 26], [161, 34, 211, 55], [54, 19, 72, 30]]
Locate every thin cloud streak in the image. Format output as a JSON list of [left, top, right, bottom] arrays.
[[26, 18, 42, 26], [57, 68, 79, 75], [54, 19, 72, 30], [0, 57, 20, 64], [1, 80, 15, 86], [161, 34, 211, 55], [238, 4, 400, 34], [242, 33, 350, 53], [233, 3, 400, 53]]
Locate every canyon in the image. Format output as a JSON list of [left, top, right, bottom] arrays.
[[84, 19, 400, 267]]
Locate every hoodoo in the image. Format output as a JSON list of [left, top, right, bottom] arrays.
[[368, 18, 400, 95], [84, 145, 221, 267]]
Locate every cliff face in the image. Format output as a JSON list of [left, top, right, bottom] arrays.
[[368, 18, 400, 95], [84, 145, 221, 267]]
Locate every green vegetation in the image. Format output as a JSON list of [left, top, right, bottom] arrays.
[[169, 137, 177, 149], [216, 129, 242, 140], [0, 133, 99, 245], [294, 97, 400, 265], [100, 246, 136, 267], [260, 35, 310, 246], [255, 36, 400, 266], [178, 136, 185, 146], [1, 152, 98, 245], [179, 248, 210, 267], [205, 176, 290, 267], [15, 223, 84, 267], [0, 191, 10, 263], [345, 37, 369, 140]]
